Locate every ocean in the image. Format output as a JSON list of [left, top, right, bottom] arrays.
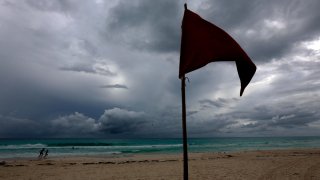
[[1, 137, 320, 159]]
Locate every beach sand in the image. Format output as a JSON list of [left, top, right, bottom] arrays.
[[1, 149, 320, 180]]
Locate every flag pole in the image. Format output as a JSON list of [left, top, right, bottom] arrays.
[[181, 75, 188, 180]]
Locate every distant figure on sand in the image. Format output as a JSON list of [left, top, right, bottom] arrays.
[[38, 148, 45, 159], [44, 149, 49, 159]]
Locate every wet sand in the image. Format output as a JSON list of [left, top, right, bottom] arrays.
[[1, 149, 320, 180]]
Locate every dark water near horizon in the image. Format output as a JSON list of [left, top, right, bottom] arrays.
[[1, 137, 320, 159]]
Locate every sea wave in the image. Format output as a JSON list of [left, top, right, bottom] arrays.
[[0, 143, 47, 149], [46, 143, 182, 149], [47, 142, 115, 147]]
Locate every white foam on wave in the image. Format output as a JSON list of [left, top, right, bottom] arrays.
[[0, 143, 47, 149]]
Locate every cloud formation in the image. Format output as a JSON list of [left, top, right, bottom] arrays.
[[51, 112, 100, 137], [100, 84, 128, 89], [0, 0, 320, 138], [106, 0, 182, 52], [99, 108, 147, 134]]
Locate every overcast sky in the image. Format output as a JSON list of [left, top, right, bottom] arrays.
[[0, 0, 320, 138]]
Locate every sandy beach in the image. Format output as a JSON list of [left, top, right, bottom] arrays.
[[1, 149, 320, 180]]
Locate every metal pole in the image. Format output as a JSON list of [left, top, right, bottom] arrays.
[[181, 75, 188, 180]]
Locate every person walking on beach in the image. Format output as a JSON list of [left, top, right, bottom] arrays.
[[44, 149, 49, 159], [38, 148, 45, 159]]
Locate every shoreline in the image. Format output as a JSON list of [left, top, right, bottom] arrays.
[[1, 148, 320, 179], [2, 146, 320, 160]]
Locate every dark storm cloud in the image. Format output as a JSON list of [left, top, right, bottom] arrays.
[[1, 108, 151, 138], [189, 53, 320, 136], [51, 112, 100, 137], [201, 0, 320, 62], [199, 99, 224, 108], [1, 0, 320, 138], [230, 97, 320, 135], [60, 64, 116, 76], [26, 0, 78, 13], [105, 0, 320, 62], [48, 107, 182, 137], [199, 98, 238, 108], [100, 84, 128, 89], [187, 110, 198, 116], [187, 96, 320, 137], [0, 115, 42, 138], [99, 108, 148, 134], [106, 0, 182, 53]]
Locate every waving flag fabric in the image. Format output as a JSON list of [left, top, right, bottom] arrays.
[[179, 9, 256, 96]]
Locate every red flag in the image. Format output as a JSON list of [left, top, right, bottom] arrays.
[[179, 8, 256, 96]]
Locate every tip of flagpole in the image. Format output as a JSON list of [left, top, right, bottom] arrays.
[[184, 3, 187, 10]]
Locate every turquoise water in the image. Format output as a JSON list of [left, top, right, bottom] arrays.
[[1, 137, 320, 159]]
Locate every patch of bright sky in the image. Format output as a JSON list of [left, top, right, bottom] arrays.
[[305, 37, 320, 51], [264, 19, 286, 30]]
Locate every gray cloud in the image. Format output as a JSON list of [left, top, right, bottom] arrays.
[[0, 115, 42, 138], [60, 64, 116, 76], [199, 98, 238, 108], [106, 0, 182, 52], [201, 0, 320, 62], [199, 99, 224, 108], [47, 107, 181, 137], [187, 110, 198, 116], [99, 108, 147, 134], [51, 112, 100, 137], [1, 0, 320, 138], [100, 84, 128, 89], [26, 0, 78, 13]]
